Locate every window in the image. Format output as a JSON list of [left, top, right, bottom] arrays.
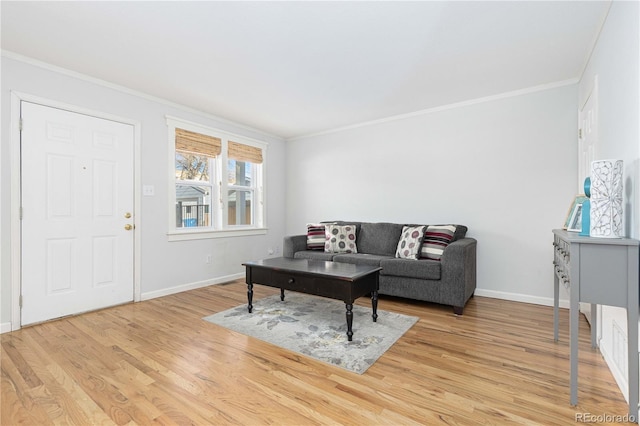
[[227, 141, 263, 226], [174, 128, 219, 229], [167, 117, 266, 240]]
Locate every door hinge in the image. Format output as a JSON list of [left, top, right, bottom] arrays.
[[19, 295, 23, 308], [19, 118, 23, 132], [579, 128, 582, 139], [20, 207, 23, 220]]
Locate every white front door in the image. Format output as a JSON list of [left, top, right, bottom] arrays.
[[21, 102, 135, 325], [578, 81, 598, 192], [578, 79, 598, 326]]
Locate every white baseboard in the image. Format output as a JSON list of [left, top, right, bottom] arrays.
[[599, 340, 629, 404], [0, 273, 245, 333], [141, 273, 244, 301], [474, 288, 569, 309], [143, 284, 568, 308], [1, 284, 565, 334]]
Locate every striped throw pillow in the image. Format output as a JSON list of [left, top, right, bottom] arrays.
[[306, 224, 326, 250], [421, 225, 457, 261]]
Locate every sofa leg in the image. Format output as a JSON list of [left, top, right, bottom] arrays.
[[453, 306, 463, 315]]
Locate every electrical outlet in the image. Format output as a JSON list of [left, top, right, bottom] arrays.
[[143, 185, 155, 196], [268, 247, 274, 255], [206, 254, 212, 264]]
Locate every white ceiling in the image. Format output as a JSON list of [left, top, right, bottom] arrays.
[[1, 1, 611, 139]]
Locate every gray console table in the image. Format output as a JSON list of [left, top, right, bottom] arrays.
[[553, 229, 639, 419]]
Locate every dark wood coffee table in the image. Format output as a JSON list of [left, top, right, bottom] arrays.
[[242, 258, 381, 341]]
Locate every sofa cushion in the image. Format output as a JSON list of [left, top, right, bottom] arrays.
[[324, 224, 358, 253], [306, 223, 326, 250], [406, 224, 467, 241], [294, 251, 335, 261], [357, 222, 404, 255], [332, 253, 391, 267], [380, 258, 441, 280], [395, 225, 426, 259], [452, 225, 467, 241], [421, 225, 457, 260]]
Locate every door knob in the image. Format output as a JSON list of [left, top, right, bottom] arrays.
[[124, 212, 132, 218], [124, 224, 133, 231]]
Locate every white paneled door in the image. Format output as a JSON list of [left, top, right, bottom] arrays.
[[578, 79, 598, 192], [577, 79, 598, 326], [21, 102, 134, 325]]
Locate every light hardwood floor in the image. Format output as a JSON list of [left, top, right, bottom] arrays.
[[2, 280, 631, 425]]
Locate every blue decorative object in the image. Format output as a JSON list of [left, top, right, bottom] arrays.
[[580, 177, 591, 236]]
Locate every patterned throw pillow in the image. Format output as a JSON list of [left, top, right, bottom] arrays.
[[395, 225, 426, 259], [306, 224, 326, 250], [324, 224, 358, 253], [421, 225, 457, 261]]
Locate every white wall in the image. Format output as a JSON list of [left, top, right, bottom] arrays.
[[578, 0, 640, 402], [0, 55, 287, 329], [286, 84, 578, 305]]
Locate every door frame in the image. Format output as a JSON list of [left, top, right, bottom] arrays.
[[10, 91, 142, 330], [577, 76, 600, 336]]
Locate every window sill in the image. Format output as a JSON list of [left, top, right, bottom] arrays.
[[168, 227, 268, 242]]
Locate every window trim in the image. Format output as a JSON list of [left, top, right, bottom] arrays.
[[166, 116, 267, 241]]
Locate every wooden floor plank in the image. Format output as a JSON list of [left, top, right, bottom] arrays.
[[1, 279, 631, 425]]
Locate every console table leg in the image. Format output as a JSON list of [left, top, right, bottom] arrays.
[[627, 303, 639, 420], [345, 303, 354, 341], [280, 288, 285, 301], [371, 291, 378, 322], [570, 286, 579, 406], [590, 303, 597, 349], [553, 274, 559, 341], [247, 282, 253, 313]]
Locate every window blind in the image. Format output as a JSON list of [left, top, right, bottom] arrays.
[[228, 141, 263, 164], [175, 128, 221, 157]]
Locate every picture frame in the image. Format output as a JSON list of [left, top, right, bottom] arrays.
[[564, 194, 588, 232]]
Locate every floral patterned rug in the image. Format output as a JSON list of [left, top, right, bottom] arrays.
[[203, 293, 418, 374]]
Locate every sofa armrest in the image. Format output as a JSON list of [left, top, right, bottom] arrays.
[[440, 237, 477, 310], [283, 234, 308, 258]]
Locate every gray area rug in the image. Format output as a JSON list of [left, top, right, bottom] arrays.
[[203, 293, 418, 374]]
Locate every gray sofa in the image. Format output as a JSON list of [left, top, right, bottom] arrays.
[[283, 221, 477, 314]]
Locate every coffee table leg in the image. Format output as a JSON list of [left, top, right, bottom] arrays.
[[371, 290, 378, 322], [280, 288, 285, 301], [247, 282, 253, 313], [345, 303, 354, 341]]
